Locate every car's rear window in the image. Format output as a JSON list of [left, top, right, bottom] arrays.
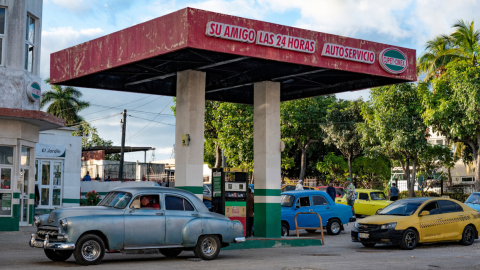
[[165, 196, 195, 211]]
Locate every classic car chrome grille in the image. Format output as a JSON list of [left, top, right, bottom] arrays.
[[36, 226, 59, 240], [358, 224, 378, 231]]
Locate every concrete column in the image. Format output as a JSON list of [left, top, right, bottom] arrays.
[[253, 81, 281, 238], [175, 70, 206, 200]]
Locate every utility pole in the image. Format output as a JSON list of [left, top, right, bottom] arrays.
[[119, 110, 127, 182]]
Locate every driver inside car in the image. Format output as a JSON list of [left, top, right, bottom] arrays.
[[140, 196, 160, 209]]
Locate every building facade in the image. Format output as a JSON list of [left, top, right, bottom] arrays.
[[0, 0, 64, 231]]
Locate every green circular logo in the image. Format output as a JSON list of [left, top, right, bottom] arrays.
[[379, 48, 408, 74], [27, 82, 41, 101]]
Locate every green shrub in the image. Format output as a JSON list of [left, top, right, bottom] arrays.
[[85, 190, 101, 206]]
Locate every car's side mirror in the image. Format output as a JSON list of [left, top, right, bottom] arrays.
[[129, 205, 136, 213], [296, 205, 300, 209], [419, 210, 430, 216]]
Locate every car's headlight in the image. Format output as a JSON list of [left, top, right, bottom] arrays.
[[354, 222, 359, 229], [59, 218, 68, 230], [380, 222, 397, 230], [34, 216, 41, 227]]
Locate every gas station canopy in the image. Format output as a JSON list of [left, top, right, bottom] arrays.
[[50, 8, 416, 104]]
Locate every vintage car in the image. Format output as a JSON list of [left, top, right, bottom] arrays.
[[336, 188, 392, 216], [29, 187, 245, 265], [281, 184, 317, 193], [351, 197, 480, 249], [464, 192, 480, 211], [281, 190, 355, 236], [316, 186, 345, 197]]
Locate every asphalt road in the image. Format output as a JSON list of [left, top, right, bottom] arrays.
[[2, 222, 480, 270]]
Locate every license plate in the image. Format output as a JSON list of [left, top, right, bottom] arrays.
[[359, 233, 369, 239], [34, 241, 44, 248]]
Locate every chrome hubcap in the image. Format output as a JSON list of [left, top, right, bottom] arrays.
[[405, 232, 416, 248], [331, 222, 340, 234], [201, 237, 217, 256], [81, 240, 101, 261]]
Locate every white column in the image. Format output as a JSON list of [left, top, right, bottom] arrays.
[[253, 81, 281, 238], [175, 70, 206, 199]]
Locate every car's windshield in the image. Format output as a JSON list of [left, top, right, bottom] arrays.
[[465, 193, 480, 204], [377, 200, 424, 216], [370, 192, 386, 200], [98, 192, 132, 209], [281, 195, 295, 207]]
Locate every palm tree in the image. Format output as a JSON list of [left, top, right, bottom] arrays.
[[41, 78, 89, 125], [417, 20, 479, 82]]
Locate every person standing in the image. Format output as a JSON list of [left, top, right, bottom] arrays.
[[247, 187, 254, 237], [161, 179, 167, 187], [83, 171, 91, 181], [345, 179, 356, 217], [94, 174, 100, 180], [326, 182, 336, 202], [295, 180, 304, 190], [389, 183, 399, 201]]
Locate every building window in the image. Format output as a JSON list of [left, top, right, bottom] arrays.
[[0, 7, 5, 66], [462, 177, 474, 182], [25, 15, 35, 72]]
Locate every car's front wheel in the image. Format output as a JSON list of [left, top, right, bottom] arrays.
[[160, 248, 183, 257], [194, 235, 220, 260], [460, 225, 476, 246], [326, 219, 342, 235], [399, 228, 418, 250], [73, 234, 105, 265], [44, 249, 73, 261]]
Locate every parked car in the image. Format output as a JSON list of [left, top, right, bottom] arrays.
[[317, 186, 344, 197], [336, 188, 392, 216], [351, 197, 480, 250], [281, 184, 317, 193], [464, 192, 480, 211], [281, 190, 355, 236], [30, 187, 245, 265]]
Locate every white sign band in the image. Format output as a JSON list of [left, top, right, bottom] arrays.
[[321, 43, 375, 64]]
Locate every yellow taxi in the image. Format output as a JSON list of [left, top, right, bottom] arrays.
[[281, 184, 317, 193], [336, 188, 392, 216], [351, 197, 480, 249]]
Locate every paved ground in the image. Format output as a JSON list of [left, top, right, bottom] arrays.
[[2, 222, 480, 270]]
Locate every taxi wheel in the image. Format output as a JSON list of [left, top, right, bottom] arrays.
[[460, 225, 476, 246], [194, 235, 220, 260], [44, 249, 73, 261], [73, 234, 105, 265], [281, 224, 289, 236], [400, 229, 418, 250], [160, 248, 183, 257], [326, 219, 342, 235]]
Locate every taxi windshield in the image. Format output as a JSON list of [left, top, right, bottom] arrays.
[[281, 195, 295, 207], [98, 192, 132, 209], [465, 193, 480, 204], [370, 192, 386, 200], [377, 200, 424, 216]]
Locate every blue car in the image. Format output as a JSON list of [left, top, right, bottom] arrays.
[[281, 190, 355, 236], [464, 192, 480, 211]]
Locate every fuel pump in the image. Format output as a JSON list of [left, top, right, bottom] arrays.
[[211, 168, 249, 237]]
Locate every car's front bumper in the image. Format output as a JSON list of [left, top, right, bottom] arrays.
[[29, 234, 75, 250], [351, 228, 403, 245]]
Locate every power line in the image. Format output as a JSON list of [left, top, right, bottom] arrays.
[[128, 100, 173, 140], [128, 115, 175, 126], [68, 113, 122, 127], [80, 94, 156, 117]]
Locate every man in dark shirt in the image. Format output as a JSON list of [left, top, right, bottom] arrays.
[[326, 182, 336, 202]]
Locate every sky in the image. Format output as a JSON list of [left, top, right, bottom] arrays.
[[40, 0, 480, 162]]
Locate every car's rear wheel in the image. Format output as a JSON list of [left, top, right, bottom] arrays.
[[44, 249, 73, 261], [194, 235, 220, 260], [281, 223, 289, 236], [460, 225, 475, 246], [160, 248, 183, 257], [326, 219, 342, 235], [399, 228, 418, 250], [73, 234, 105, 265], [361, 242, 376, 248]]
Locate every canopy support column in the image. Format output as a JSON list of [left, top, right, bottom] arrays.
[[253, 81, 281, 238], [175, 70, 206, 200]]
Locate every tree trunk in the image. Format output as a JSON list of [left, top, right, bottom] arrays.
[[214, 143, 221, 168], [476, 132, 480, 192], [400, 158, 411, 198], [299, 148, 307, 180], [411, 157, 417, 198], [347, 155, 352, 181]]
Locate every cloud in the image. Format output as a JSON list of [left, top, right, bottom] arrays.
[[46, 0, 92, 13], [40, 27, 104, 79]]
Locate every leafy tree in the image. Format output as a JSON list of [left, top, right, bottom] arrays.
[[73, 123, 119, 161], [281, 96, 337, 180], [321, 99, 364, 180], [417, 20, 479, 82], [316, 152, 347, 182], [417, 144, 456, 192], [41, 78, 89, 125], [420, 60, 480, 191], [359, 83, 429, 197], [351, 155, 391, 189]]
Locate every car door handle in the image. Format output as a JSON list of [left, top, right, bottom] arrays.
[[459, 214, 464, 216], [309, 209, 313, 212], [156, 213, 164, 216], [326, 207, 330, 209], [191, 213, 199, 217], [437, 217, 442, 220]]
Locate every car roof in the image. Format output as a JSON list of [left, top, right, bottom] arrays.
[[317, 186, 343, 188], [282, 190, 329, 196], [112, 186, 193, 196], [355, 189, 383, 192]]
